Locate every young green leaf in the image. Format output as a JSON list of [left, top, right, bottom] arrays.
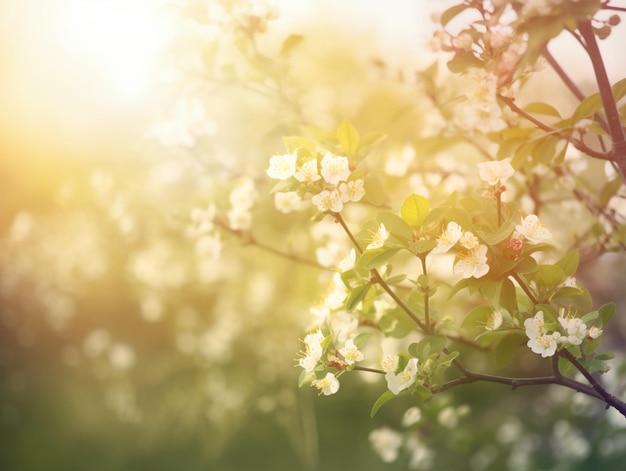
[[401, 194, 430, 229], [357, 248, 400, 270], [371, 390, 396, 417], [555, 249, 579, 278], [337, 119, 360, 158]]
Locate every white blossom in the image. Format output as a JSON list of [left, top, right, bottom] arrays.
[[459, 231, 479, 250], [312, 189, 343, 213], [366, 223, 390, 250], [478, 158, 515, 186], [381, 354, 399, 374], [527, 333, 559, 358], [298, 330, 324, 372], [320, 152, 351, 185], [385, 144, 415, 177], [386, 358, 419, 395], [369, 427, 403, 463], [294, 159, 321, 183], [402, 407, 422, 427], [339, 179, 365, 203], [515, 215, 552, 244], [454, 244, 490, 279], [558, 315, 588, 346], [432, 221, 463, 254], [266, 152, 297, 180], [338, 339, 364, 365], [337, 249, 356, 272], [274, 191, 305, 213], [485, 310, 503, 331], [312, 372, 340, 395]]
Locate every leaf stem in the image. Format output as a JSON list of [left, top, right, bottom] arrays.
[[333, 213, 364, 254], [510, 272, 539, 305], [420, 256, 432, 334]]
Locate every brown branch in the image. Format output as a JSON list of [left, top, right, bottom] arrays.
[[432, 369, 604, 401], [578, 19, 626, 181], [215, 218, 325, 269], [497, 94, 614, 161], [561, 349, 626, 417]]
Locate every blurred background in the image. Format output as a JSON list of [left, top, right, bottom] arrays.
[[1, 1, 626, 470]]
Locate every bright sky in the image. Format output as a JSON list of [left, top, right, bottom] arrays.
[[0, 0, 622, 162]]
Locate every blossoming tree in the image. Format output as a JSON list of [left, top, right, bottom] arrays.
[[244, 0, 626, 466], [3, 0, 626, 470], [168, 0, 626, 467]]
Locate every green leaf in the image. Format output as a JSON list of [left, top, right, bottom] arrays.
[[345, 284, 371, 312], [363, 175, 386, 206], [433, 351, 460, 370], [573, 78, 626, 122], [298, 369, 311, 388], [409, 335, 447, 360], [282, 135, 317, 153], [377, 212, 413, 240], [379, 309, 418, 338], [534, 264, 565, 291], [523, 102, 562, 118], [411, 383, 434, 401], [357, 248, 400, 270], [409, 239, 437, 255], [532, 135, 559, 165], [500, 278, 518, 315], [358, 132, 388, 156], [385, 274, 407, 285], [370, 390, 396, 417], [448, 278, 471, 299], [493, 333, 524, 369], [596, 352, 615, 361], [475, 329, 521, 347], [600, 177, 624, 207], [461, 305, 493, 329], [515, 256, 538, 274], [440, 3, 469, 26], [555, 249, 579, 277], [401, 194, 430, 228], [447, 51, 483, 73], [476, 214, 518, 245], [599, 302, 616, 325], [581, 310, 599, 323], [280, 34, 303, 58], [337, 119, 360, 158]]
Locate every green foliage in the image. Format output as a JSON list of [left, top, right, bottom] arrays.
[[401, 194, 430, 229]]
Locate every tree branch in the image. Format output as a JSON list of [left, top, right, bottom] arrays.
[[432, 369, 604, 402], [215, 217, 325, 269], [497, 93, 615, 161], [560, 349, 626, 417], [577, 19, 626, 181]]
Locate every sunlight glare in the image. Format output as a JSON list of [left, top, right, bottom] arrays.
[[56, 0, 171, 100]]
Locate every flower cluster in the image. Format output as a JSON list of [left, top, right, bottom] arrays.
[[432, 221, 490, 279], [524, 310, 603, 358], [296, 272, 367, 395], [227, 176, 258, 230], [382, 355, 420, 395], [187, 203, 222, 259], [267, 149, 365, 214], [478, 158, 515, 187]]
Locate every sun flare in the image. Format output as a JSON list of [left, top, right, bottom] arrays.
[[55, 0, 171, 100]]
